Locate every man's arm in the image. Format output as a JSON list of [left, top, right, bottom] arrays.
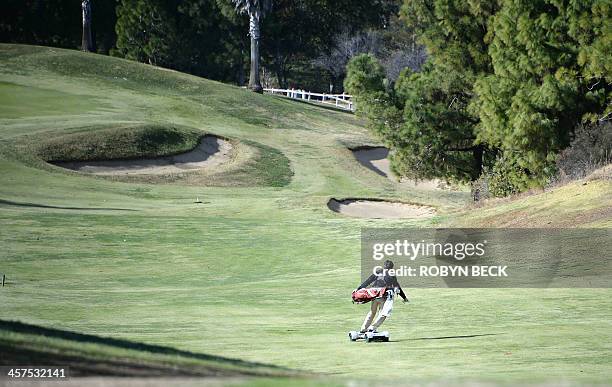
[[390, 275, 408, 301], [397, 286, 408, 301], [357, 274, 376, 290]]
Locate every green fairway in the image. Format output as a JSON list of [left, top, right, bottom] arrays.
[[1, 44, 611, 384]]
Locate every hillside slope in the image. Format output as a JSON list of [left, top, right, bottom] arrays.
[[1, 45, 610, 385], [0, 320, 294, 378], [450, 172, 611, 227]]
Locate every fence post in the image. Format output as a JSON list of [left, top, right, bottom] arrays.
[[2, 274, 5, 287]]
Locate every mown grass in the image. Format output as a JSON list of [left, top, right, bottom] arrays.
[[0, 320, 298, 378], [33, 123, 202, 162], [221, 140, 293, 188], [0, 44, 610, 385], [0, 81, 100, 119]]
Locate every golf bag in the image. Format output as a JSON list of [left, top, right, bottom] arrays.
[[352, 287, 387, 304]]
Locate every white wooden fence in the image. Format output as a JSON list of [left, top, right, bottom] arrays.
[[263, 88, 354, 111]]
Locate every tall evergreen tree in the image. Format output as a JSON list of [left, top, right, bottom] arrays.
[[474, 0, 611, 186], [113, 0, 178, 67], [0, 0, 81, 48], [347, 0, 610, 194], [346, 0, 498, 183]]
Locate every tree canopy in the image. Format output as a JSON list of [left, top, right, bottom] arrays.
[[346, 0, 611, 194], [475, 0, 611, 185], [0, 0, 396, 88]]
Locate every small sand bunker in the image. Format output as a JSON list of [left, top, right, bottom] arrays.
[[351, 146, 444, 190], [53, 135, 232, 175], [328, 198, 436, 219], [352, 147, 391, 177]]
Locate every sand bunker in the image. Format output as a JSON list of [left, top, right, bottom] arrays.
[[53, 135, 232, 175], [352, 147, 391, 177], [351, 146, 444, 190], [327, 198, 436, 219]]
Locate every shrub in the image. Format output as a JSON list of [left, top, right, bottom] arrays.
[[555, 121, 612, 181], [472, 156, 536, 200]]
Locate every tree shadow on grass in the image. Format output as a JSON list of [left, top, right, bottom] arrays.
[[349, 146, 389, 177], [0, 320, 291, 374], [0, 199, 136, 211]]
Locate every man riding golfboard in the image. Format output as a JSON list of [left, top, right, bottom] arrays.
[[355, 260, 408, 333]]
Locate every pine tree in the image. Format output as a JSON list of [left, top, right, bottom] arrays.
[[474, 0, 611, 186], [347, 0, 610, 193], [346, 1, 497, 184], [113, 0, 178, 67]]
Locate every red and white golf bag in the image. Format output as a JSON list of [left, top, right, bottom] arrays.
[[351, 287, 387, 304]]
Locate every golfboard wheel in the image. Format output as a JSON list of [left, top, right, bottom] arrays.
[[348, 331, 359, 341], [365, 331, 390, 342]]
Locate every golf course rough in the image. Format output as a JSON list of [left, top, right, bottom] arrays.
[[1, 44, 611, 384]]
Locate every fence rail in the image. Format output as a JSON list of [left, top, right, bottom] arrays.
[[263, 88, 354, 111]]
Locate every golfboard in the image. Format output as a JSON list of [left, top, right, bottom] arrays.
[[348, 330, 390, 342], [350, 287, 404, 343]]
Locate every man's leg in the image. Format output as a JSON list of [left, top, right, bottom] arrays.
[[370, 316, 386, 330], [370, 297, 394, 331], [360, 299, 381, 332]]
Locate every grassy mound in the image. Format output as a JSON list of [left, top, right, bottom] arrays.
[[230, 140, 293, 188], [36, 124, 202, 162]]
